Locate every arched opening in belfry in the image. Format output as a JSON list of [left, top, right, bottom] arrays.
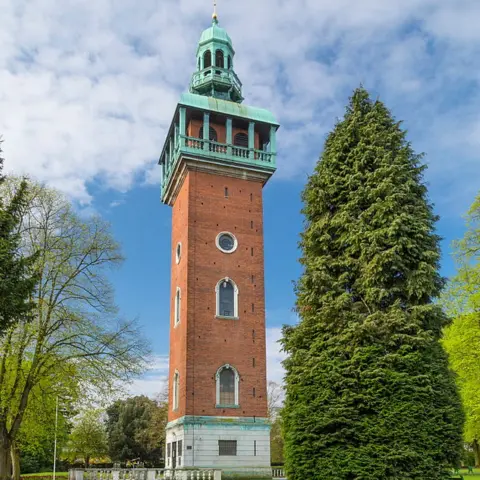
[[199, 126, 218, 142], [215, 49, 224, 68], [234, 132, 248, 147], [204, 50, 212, 69]]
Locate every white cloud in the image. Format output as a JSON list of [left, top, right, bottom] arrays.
[[266, 327, 287, 386], [1, 0, 479, 216], [127, 354, 169, 399]]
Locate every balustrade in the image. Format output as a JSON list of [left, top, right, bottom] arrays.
[[70, 469, 220, 480], [161, 134, 275, 195]]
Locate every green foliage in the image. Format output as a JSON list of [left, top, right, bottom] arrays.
[[0, 177, 149, 480], [16, 370, 78, 474], [0, 140, 38, 335], [442, 193, 480, 464], [267, 382, 284, 465], [105, 394, 167, 466], [281, 87, 464, 480], [66, 410, 108, 467]]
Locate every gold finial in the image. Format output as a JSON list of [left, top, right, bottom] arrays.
[[213, 0, 218, 20]]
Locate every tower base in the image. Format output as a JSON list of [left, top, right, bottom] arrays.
[[165, 416, 272, 479]]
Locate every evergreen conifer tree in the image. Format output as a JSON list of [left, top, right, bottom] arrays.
[[281, 88, 464, 480], [0, 139, 38, 335]]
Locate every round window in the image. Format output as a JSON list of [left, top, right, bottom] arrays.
[[216, 232, 238, 254]]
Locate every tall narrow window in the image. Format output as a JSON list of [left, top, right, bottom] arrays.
[[228, 55, 232, 70], [220, 282, 234, 316], [216, 364, 239, 406], [254, 440, 257, 456], [204, 50, 212, 69], [173, 371, 179, 411], [176, 242, 182, 264], [224, 187, 229, 198], [215, 49, 224, 68], [178, 440, 183, 457], [220, 369, 235, 404], [216, 278, 238, 318], [175, 287, 181, 326]]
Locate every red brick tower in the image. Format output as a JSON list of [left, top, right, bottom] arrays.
[[159, 11, 279, 480]]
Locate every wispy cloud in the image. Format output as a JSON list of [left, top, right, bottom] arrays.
[[127, 354, 169, 399], [1, 0, 479, 215]]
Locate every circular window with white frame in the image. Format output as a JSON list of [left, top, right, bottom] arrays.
[[216, 232, 238, 254], [176, 242, 182, 264]]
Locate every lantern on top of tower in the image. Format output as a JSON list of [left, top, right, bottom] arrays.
[[189, 8, 243, 103]]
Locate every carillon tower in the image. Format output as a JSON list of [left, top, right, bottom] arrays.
[[159, 8, 279, 479]]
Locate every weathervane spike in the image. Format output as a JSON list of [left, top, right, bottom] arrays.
[[213, 0, 218, 22]]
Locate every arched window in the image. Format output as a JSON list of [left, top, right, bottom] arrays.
[[173, 370, 180, 411], [216, 364, 239, 406], [175, 287, 181, 326], [215, 49, 224, 68], [228, 55, 232, 69], [234, 132, 248, 147], [198, 126, 218, 142], [203, 50, 212, 69], [216, 278, 239, 318]]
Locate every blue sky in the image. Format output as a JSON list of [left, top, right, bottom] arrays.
[[2, 0, 480, 396]]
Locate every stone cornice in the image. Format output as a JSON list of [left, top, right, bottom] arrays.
[[167, 415, 270, 430], [162, 155, 272, 206]]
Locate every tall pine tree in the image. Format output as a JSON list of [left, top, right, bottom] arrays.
[[0, 138, 38, 335], [281, 88, 463, 480]]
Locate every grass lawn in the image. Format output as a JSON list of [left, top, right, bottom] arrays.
[[21, 474, 68, 478], [454, 468, 480, 479]]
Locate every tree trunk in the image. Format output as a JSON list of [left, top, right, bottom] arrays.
[[0, 432, 12, 480], [10, 442, 20, 480], [473, 439, 480, 467], [85, 456, 90, 469]]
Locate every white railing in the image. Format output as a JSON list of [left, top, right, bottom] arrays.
[[272, 467, 285, 478], [69, 469, 220, 480], [182, 136, 273, 163]]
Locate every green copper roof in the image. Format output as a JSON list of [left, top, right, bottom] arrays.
[[179, 92, 279, 126], [198, 17, 232, 49]]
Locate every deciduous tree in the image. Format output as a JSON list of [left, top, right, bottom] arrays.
[[66, 410, 108, 467], [106, 393, 167, 466], [281, 88, 464, 480], [267, 382, 284, 464], [442, 193, 480, 465], [0, 178, 149, 480]]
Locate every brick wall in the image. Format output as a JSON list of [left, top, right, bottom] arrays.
[[168, 168, 268, 422]]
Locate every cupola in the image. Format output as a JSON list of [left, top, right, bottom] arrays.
[[189, 13, 243, 103]]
